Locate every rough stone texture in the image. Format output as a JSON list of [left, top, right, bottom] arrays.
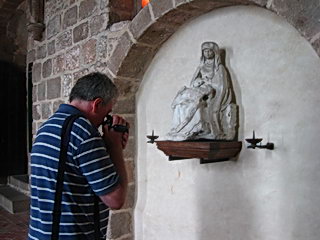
[[27, 50, 36, 64], [269, 0, 320, 40], [82, 39, 96, 64], [62, 74, 73, 97], [41, 102, 52, 119], [107, 211, 132, 239], [112, 96, 135, 114], [73, 68, 89, 81], [107, 31, 133, 76], [124, 137, 135, 159], [79, 0, 97, 20], [47, 14, 61, 40], [53, 99, 64, 112], [37, 82, 46, 101], [36, 44, 47, 59], [56, 30, 72, 52], [97, 35, 109, 59], [47, 77, 61, 99], [149, 0, 174, 19], [32, 62, 42, 83], [33, 104, 41, 121], [52, 54, 65, 75], [129, 5, 153, 41], [125, 160, 135, 183], [73, 22, 89, 43], [90, 14, 107, 36], [116, 43, 156, 79], [123, 183, 135, 209], [311, 37, 320, 56], [47, 40, 56, 56], [42, 58, 52, 78], [32, 85, 37, 102], [113, 78, 139, 98], [109, 0, 134, 24], [63, 5, 77, 30], [24, 0, 320, 239], [65, 46, 80, 70]]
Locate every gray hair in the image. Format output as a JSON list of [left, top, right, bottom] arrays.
[[69, 72, 118, 104]]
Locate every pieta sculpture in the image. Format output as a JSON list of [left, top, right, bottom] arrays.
[[166, 42, 238, 141]]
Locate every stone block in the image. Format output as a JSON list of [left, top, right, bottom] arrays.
[[32, 62, 42, 83], [311, 37, 320, 57], [47, 77, 61, 99], [73, 69, 89, 81], [33, 104, 41, 120], [53, 99, 65, 112], [90, 14, 108, 36], [56, 30, 72, 52], [79, 0, 97, 20], [124, 137, 135, 159], [133, 19, 176, 47], [47, 40, 56, 56], [65, 45, 80, 70], [108, 211, 132, 239], [124, 114, 135, 138], [113, 78, 140, 98], [113, 96, 135, 114], [125, 160, 135, 183], [8, 175, 30, 195], [27, 50, 35, 64], [129, 5, 153, 41], [63, 5, 78, 29], [62, 74, 73, 97], [0, 186, 29, 214], [36, 44, 47, 59], [82, 39, 97, 64], [32, 85, 37, 102], [149, 0, 174, 19], [47, 14, 61, 39], [107, 31, 134, 76], [270, 0, 320, 38], [53, 54, 65, 75], [123, 183, 135, 209], [73, 22, 89, 43], [37, 81, 46, 101], [41, 102, 52, 119], [115, 43, 156, 78], [97, 35, 109, 59], [42, 59, 52, 78]]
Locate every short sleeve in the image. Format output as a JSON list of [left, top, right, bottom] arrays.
[[74, 136, 120, 196]]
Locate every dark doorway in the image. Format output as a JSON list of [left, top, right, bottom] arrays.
[[0, 61, 27, 179]]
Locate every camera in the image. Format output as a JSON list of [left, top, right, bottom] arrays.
[[103, 115, 129, 133]]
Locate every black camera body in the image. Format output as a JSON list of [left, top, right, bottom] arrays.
[[103, 115, 129, 133]]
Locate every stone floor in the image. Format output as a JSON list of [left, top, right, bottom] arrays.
[[0, 207, 29, 240]]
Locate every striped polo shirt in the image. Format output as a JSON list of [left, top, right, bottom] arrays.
[[28, 104, 120, 240]]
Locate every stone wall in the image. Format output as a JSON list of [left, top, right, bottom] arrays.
[[26, 0, 320, 239], [27, 0, 135, 239], [0, 0, 27, 69]]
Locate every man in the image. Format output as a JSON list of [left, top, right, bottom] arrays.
[[28, 72, 128, 240]]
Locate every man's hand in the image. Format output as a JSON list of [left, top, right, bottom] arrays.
[[102, 115, 129, 150]]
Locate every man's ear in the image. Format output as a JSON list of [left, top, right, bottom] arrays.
[[92, 98, 103, 113]]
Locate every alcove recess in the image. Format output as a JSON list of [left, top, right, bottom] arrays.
[[154, 140, 242, 164]]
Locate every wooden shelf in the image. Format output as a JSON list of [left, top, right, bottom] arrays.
[[155, 140, 242, 164]]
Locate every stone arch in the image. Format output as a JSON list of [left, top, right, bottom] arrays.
[[107, 2, 320, 235], [108, 0, 320, 83]]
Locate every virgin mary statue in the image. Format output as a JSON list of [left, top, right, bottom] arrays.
[[166, 42, 238, 141]]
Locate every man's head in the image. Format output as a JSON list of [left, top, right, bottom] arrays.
[[69, 72, 118, 127]]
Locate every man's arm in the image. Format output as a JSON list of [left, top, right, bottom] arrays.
[[100, 116, 129, 209]]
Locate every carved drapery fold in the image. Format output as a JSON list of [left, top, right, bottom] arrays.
[[27, 0, 44, 41]]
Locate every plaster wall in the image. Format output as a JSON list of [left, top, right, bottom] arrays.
[[136, 6, 320, 240]]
